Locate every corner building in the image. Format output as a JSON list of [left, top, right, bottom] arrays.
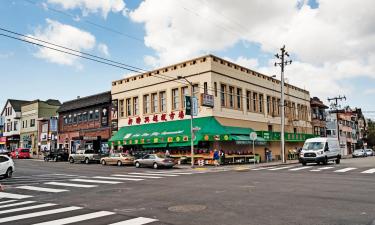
[[110, 55, 314, 163]]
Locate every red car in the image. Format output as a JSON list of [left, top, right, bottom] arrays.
[[11, 148, 31, 159]]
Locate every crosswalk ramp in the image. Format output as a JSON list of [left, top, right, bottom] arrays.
[[250, 165, 375, 175], [0, 199, 159, 225]]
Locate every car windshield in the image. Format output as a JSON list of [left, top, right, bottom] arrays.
[[156, 154, 166, 158], [21, 149, 29, 152], [354, 150, 363, 153], [302, 142, 324, 150]]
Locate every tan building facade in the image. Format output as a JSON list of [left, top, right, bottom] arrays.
[[111, 55, 313, 161]]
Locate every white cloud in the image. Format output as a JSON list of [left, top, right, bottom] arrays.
[[28, 19, 96, 67], [364, 89, 375, 95], [97, 43, 110, 57], [47, 0, 127, 18], [130, 0, 375, 98]]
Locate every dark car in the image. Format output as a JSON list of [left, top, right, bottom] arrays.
[[134, 154, 176, 169], [44, 148, 69, 162]]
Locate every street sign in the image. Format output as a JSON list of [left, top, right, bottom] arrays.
[[185, 96, 192, 115], [250, 132, 257, 141], [192, 97, 198, 116]]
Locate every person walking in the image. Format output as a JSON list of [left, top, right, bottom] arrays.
[[165, 149, 170, 157], [213, 149, 220, 166], [220, 149, 225, 165]]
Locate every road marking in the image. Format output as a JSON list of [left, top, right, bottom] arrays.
[[0, 200, 17, 204], [109, 217, 158, 225], [334, 168, 357, 173], [0, 203, 57, 215], [44, 182, 98, 188], [310, 166, 334, 172], [251, 167, 277, 171], [35, 174, 81, 177], [268, 166, 295, 171], [112, 174, 163, 179], [0, 192, 33, 199], [0, 206, 81, 223], [361, 169, 375, 174], [146, 171, 193, 175], [289, 166, 313, 171], [70, 179, 122, 184], [92, 176, 143, 181], [129, 173, 179, 177], [16, 186, 69, 193], [0, 200, 36, 209], [33, 211, 115, 225]]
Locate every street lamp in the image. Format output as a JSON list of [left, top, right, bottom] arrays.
[[177, 75, 195, 168]]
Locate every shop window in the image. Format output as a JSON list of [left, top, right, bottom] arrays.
[[229, 86, 234, 108], [172, 88, 180, 110], [30, 119, 35, 127], [236, 88, 242, 109], [160, 91, 166, 112], [181, 86, 189, 109], [119, 99, 124, 118], [220, 84, 226, 107], [126, 98, 132, 116], [259, 94, 264, 113], [151, 93, 158, 113], [143, 94, 150, 114], [133, 97, 139, 115]]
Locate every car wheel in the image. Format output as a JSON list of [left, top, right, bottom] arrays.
[[69, 157, 74, 163], [5, 168, 13, 178], [323, 157, 328, 165], [135, 161, 141, 168], [335, 157, 340, 164], [316, 161, 320, 165], [302, 162, 307, 166], [117, 161, 122, 167], [54, 157, 58, 162], [101, 160, 106, 165], [153, 163, 158, 169], [85, 158, 89, 164]]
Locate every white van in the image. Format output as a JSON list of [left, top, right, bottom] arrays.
[[299, 137, 341, 166]]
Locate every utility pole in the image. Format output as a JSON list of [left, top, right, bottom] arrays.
[[275, 45, 292, 164], [327, 95, 346, 151]]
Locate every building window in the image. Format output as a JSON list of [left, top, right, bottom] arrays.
[[277, 99, 280, 115], [160, 91, 166, 112], [272, 97, 276, 115], [246, 91, 251, 111], [214, 82, 217, 97], [73, 114, 77, 123], [236, 88, 242, 109], [63, 116, 67, 125], [151, 93, 158, 113], [133, 97, 139, 115], [13, 121, 18, 131], [82, 112, 88, 121], [229, 86, 234, 108], [119, 99, 124, 118], [181, 86, 189, 109], [220, 84, 226, 107], [193, 84, 199, 96], [266, 96, 271, 114], [314, 126, 320, 135], [259, 94, 264, 113], [7, 122, 11, 132], [88, 110, 94, 120], [126, 98, 132, 116], [94, 109, 100, 120], [294, 128, 297, 133], [143, 94, 150, 114], [291, 103, 296, 119], [30, 119, 35, 127], [252, 92, 258, 112], [77, 113, 82, 123], [68, 114, 72, 124], [172, 88, 180, 110], [204, 82, 208, 94]]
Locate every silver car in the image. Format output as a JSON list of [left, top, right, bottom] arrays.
[[365, 149, 374, 156], [352, 149, 366, 158], [134, 154, 175, 169]]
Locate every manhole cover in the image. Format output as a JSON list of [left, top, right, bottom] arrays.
[[168, 204, 207, 213]]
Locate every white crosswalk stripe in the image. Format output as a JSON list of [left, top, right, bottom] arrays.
[[0, 206, 81, 224], [0, 200, 35, 209], [251, 167, 277, 171], [109, 217, 158, 225], [32, 211, 115, 225], [0, 203, 57, 215], [44, 182, 98, 188], [146, 171, 194, 175], [16, 186, 69, 193], [70, 179, 122, 184], [268, 166, 295, 171], [129, 172, 179, 177], [93, 176, 144, 181], [289, 166, 313, 171], [0, 200, 17, 204], [310, 167, 334, 172], [334, 168, 357, 173], [112, 174, 163, 179], [361, 168, 375, 174], [0, 192, 33, 199]]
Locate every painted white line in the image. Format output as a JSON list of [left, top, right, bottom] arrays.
[[35, 174, 80, 177], [361, 168, 375, 174], [0, 201, 36, 209], [70, 179, 122, 184], [129, 173, 179, 177], [44, 182, 97, 188], [33, 211, 115, 225], [0, 203, 57, 215], [0, 200, 17, 204], [334, 168, 357, 173], [0, 206, 81, 223], [289, 166, 313, 171], [16, 186, 69, 193], [112, 174, 162, 179], [268, 166, 295, 171], [310, 166, 334, 172], [146, 171, 193, 175], [251, 167, 276, 171], [109, 217, 158, 225], [93, 176, 143, 181], [0, 192, 33, 199]]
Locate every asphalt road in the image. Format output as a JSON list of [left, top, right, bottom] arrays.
[[0, 157, 375, 225]]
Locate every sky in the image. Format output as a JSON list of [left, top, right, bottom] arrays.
[[0, 0, 374, 119]]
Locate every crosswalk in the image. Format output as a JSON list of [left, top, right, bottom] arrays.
[[0, 199, 159, 225], [251, 165, 375, 174]]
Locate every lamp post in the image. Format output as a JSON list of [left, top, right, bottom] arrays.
[[177, 76, 195, 168]]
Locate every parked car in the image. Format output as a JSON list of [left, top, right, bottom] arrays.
[[134, 154, 175, 169], [0, 155, 15, 178], [101, 153, 135, 166], [352, 149, 367, 158], [10, 148, 31, 159], [68, 149, 101, 164], [299, 137, 341, 165], [365, 149, 374, 157], [44, 148, 69, 162]]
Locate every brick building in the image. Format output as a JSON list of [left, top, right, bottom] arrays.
[[310, 97, 328, 137], [57, 92, 111, 154]]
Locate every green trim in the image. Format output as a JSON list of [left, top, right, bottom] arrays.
[[142, 143, 168, 149], [168, 141, 198, 147]]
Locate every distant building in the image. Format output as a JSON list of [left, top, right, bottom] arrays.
[[310, 97, 328, 137], [0, 116, 4, 150], [57, 92, 111, 154]]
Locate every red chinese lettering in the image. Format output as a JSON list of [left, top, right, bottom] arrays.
[[128, 118, 133, 125], [161, 114, 167, 121], [178, 110, 184, 119], [136, 117, 141, 124], [169, 112, 175, 120], [152, 115, 158, 122], [144, 116, 150, 123]]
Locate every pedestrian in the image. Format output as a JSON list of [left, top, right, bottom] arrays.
[[165, 149, 170, 158], [220, 149, 225, 165], [213, 149, 220, 166]]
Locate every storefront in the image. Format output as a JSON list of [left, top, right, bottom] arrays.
[[0, 137, 6, 150]]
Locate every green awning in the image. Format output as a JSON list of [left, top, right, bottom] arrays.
[[231, 135, 267, 146], [168, 141, 198, 148], [109, 116, 230, 146], [142, 143, 167, 149]]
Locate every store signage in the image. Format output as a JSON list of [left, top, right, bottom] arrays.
[[185, 96, 197, 116], [83, 136, 98, 141], [192, 97, 198, 116], [0, 137, 6, 144], [201, 94, 214, 108], [101, 107, 108, 127], [111, 100, 118, 134], [185, 96, 192, 115]]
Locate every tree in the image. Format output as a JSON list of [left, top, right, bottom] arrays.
[[365, 119, 375, 148]]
